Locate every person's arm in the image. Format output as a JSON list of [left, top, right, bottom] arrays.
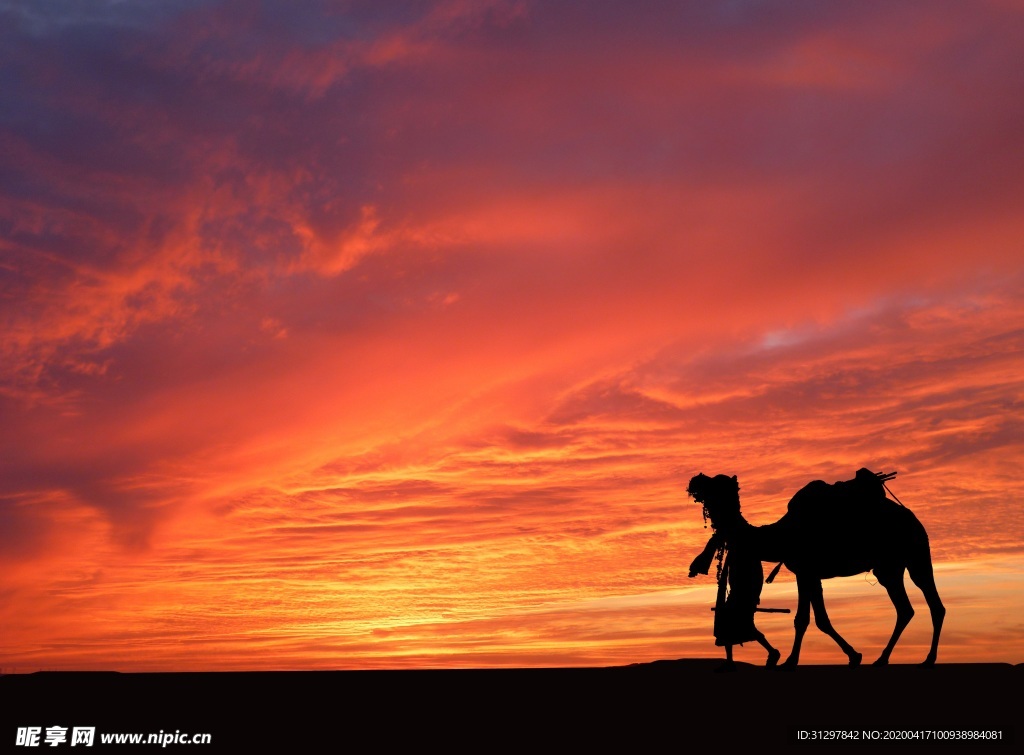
[[689, 533, 723, 577]]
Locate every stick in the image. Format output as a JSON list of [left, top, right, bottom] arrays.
[[711, 607, 791, 613]]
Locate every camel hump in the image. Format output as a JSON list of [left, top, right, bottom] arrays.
[[838, 467, 888, 503], [787, 468, 890, 518], [786, 480, 831, 517]]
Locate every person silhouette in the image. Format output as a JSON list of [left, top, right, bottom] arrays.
[[688, 476, 780, 671]]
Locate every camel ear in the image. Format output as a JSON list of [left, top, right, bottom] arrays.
[[732, 475, 737, 482]]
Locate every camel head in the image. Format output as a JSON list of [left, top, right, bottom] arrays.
[[687, 473, 741, 530]]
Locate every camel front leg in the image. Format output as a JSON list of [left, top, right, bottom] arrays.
[[783, 581, 812, 668], [808, 585, 861, 666]]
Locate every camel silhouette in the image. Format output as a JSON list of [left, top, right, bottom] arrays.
[[687, 469, 945, 668]]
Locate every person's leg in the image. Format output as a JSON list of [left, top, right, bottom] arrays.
[[755, 631, 780, 667], [717, 644, 736, 672]]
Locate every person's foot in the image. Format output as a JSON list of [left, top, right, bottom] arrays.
[[715, 660, 737, 673], [766, 648, 781, 667]]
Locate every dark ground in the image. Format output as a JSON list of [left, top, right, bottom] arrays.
[[2, 661, 1018, 751]]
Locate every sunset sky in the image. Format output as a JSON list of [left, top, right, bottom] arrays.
[[2, 0, 1022, 672]]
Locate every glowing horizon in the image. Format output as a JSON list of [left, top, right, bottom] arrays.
[[2, 0, 1023, 672]]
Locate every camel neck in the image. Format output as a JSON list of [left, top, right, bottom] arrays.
[[711, 515, 791, 563], [712, 514, 750, 539]]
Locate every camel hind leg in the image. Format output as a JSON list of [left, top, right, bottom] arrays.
[[908, 557, 945, 666], [874, 566, 914, 665]]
